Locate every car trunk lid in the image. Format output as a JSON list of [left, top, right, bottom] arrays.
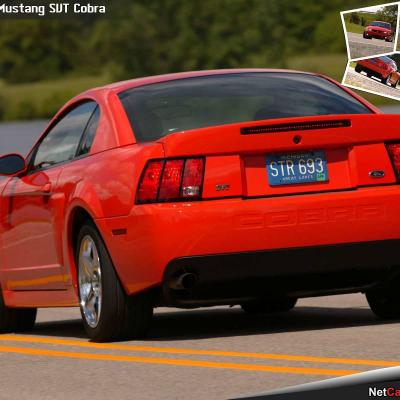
[[156, 114, 400, 199]]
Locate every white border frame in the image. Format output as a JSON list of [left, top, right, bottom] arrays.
[[340, 2, 399, 61]]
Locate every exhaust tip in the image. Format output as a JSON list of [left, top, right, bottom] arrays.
[[169, 272, 198, 290]]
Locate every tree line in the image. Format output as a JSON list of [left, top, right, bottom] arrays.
[[0, 0, 379, 84]]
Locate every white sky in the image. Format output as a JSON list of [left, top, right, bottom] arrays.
[[361, 5, 390, 13]]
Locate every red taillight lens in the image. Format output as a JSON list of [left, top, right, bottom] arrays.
[[181, 158, 204, 198], [136, 157, 204, 204], [136, 160, 164, 203], [158, 159, 185, 200], [387, 143, 400, 179]]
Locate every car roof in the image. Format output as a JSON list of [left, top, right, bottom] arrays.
[[89, 68, 317, 95]]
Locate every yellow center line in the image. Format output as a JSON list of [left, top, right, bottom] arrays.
[[0, 344, 359, 376], [1, 334, 398, 368]]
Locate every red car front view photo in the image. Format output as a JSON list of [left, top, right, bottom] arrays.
[[363, 20, 393, 41], [1, 69, 400, 342]]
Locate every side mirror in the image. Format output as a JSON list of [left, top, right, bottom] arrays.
[[0, 154, 27, 176]]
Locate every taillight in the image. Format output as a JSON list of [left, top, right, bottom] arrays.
[[158, 159, 185, 201], [181, 158, 204, 198], [387, 143, 400, 180], [136, 158, 204, 204], [136, 160, 164, 203]]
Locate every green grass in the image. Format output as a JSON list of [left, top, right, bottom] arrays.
[[344, 21, 365, 35], [287, 53, 348, 81], [0, 55, 397, 122], [0, 75, 110, 121]]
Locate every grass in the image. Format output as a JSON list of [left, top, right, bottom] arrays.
[[287, 53, 348, 81], [0, 54, 397, 121], [0, 75, 110, 121], [344, 21, 365, 35]]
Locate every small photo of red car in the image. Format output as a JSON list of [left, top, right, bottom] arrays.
[[363, 21, 393, 42], [355, 56, 400, 87]]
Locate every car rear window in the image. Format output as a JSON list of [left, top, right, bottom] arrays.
[[118, 72, 373, 142]]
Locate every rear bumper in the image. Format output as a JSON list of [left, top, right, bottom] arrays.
[[163, 240, 399, 307], [96, 185, 400, 297]]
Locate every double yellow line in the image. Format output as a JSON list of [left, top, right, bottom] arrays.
[[0, 335, 398, 376]]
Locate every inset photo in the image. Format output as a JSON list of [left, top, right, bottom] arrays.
[[342, 54, 400, 100], [341, 2, 398, 60]]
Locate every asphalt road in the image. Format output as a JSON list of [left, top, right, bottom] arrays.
[[0, 295, 399, 399], [346, 32, 395, 60], [344, 67, 400, 99], [1, 117, 400, 399]]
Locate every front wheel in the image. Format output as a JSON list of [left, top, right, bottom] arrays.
[[381, 75, 389, 84], [355, 64, 362, 73], [241, 297, 297, 314], [77, 223, 153, 341]]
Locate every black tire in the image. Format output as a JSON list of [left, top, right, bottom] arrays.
[[241, 297, 297, 314], [366, 284, 400, 319], [381, 75, 389, 84], [391, 81, 398, 88], [76, 222, 153, 342], [14, 309, 37, 332], [355, 64, 362, 73], [363, 32, 367, 39], [385, 36, 393, 42], [0, 290, 36, 333], [367, 73, 372, 78]]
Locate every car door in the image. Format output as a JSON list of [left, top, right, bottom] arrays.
[[1, 101, 98, 291]]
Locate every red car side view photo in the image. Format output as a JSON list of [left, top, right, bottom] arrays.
[[363, 20, 393, 41], [1, 69, 400, 342], [355, 56, 400, 88]]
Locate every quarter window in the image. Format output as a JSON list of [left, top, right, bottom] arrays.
[[77, 106, 100, 157], [32, 101, 97, 170]]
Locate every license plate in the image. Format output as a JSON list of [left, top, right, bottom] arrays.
[[266, 151, 329, 186]]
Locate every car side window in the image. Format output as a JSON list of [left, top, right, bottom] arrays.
[[32, 101, 97, 170], [77, 106, 100, 157]]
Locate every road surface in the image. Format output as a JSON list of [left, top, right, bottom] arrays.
[[344, 67, 400, 99], [347, 32, 394, 60], [0, 295, 399, 399]]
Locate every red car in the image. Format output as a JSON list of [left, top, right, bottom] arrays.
[[1, 69, 400, 341], [363, 21, 393, 41], [355, 56, 400, 88]]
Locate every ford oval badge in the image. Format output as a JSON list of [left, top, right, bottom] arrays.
[[369, 170, 385, 178]]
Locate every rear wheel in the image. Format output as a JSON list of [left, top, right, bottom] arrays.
[[366, 280, 400, 319], [77, 222, 153, 342], [0, 291, 36, 333], [241, 297, 297, 314]]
